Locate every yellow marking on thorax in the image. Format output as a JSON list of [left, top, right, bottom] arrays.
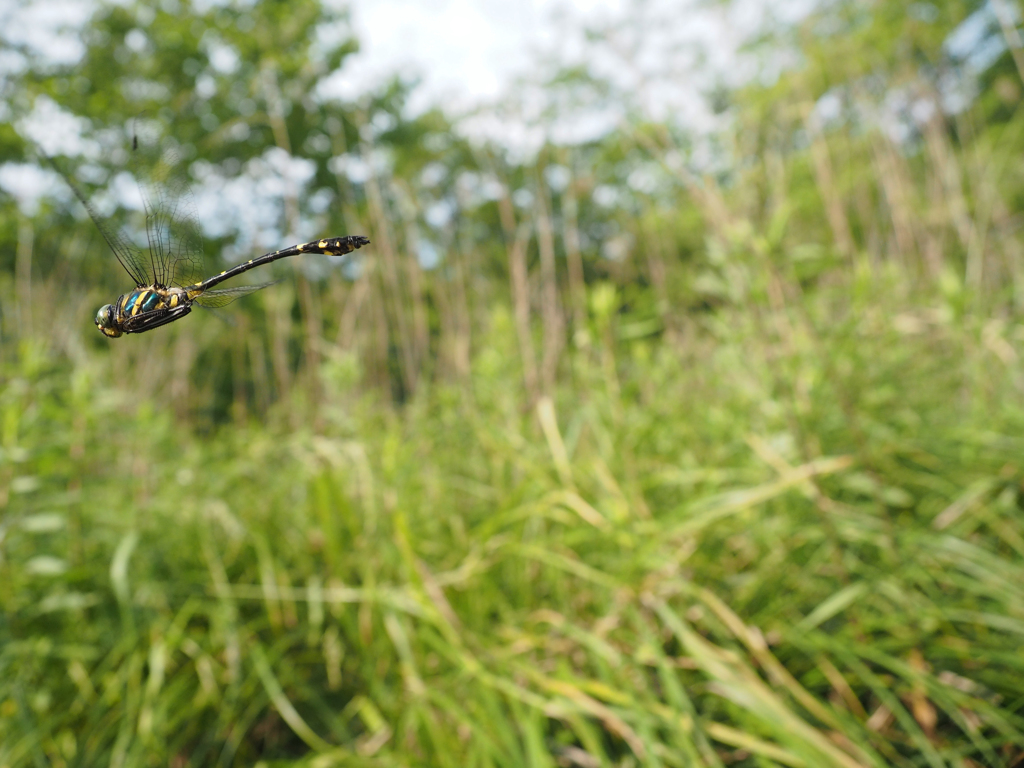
[[130, 290, 149, 317], [169, 293, 179, 308]]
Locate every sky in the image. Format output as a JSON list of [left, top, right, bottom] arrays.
[[0, 0, 809, 220], [332, 0, 629, 110], [2, 0, 999, 256], [330, 0, 802, 110], [314, 0, 822, 154], [1, 0, 810, 130], [318, 0, 810, 152]]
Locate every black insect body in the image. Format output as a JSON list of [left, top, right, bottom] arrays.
[[56, 129, 369, 337], [94, 235, 369, 337]]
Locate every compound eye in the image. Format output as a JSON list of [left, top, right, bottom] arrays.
[[95, 304, 113, 328]]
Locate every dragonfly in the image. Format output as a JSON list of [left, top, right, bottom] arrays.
[[56, 132, 369, 338]]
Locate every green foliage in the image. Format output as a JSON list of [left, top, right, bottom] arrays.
[[3, 273, 1024, 766], [4, 0, 1024, 765]]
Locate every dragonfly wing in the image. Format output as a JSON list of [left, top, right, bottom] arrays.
[[130, 126, 206, 289], [46, 155, 153, 287], [193, 280, 281, 308]]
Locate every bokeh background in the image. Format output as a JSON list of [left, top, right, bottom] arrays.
[[2, 0, 1024, 765]]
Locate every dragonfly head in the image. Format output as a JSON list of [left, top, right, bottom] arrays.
[[94, 304, 122, 338]]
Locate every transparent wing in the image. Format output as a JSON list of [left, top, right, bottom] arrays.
[[47, 156, 152, 287], [193, 280, 281, 308], [130, 126, 206, 288], [47, 120, 208, 290]]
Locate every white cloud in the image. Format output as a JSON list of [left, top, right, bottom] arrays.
[[334, 0, 627, 112]]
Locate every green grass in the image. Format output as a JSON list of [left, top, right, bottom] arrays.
[[3, 270, 1024, 768]]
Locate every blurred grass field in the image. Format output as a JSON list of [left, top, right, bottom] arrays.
[[4, 0, 1024, 765], [3, 261, 1024, 766]]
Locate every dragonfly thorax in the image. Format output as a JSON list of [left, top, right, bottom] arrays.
[[95, 286, 194, 338]]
